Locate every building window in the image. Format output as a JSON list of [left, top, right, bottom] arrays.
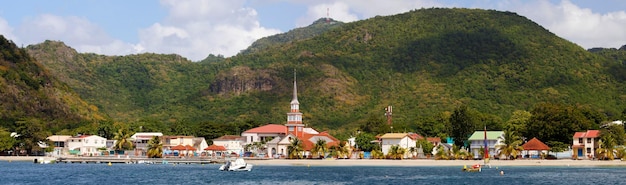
[[587, 138, 592, 143], [578, 138, 583, 144], [288, 126, 294, 131], [586, 148, 591, 154]]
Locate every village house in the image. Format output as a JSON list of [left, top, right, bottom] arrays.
[[66, 135, 107, 157], [379, 133, 421, 158], [131, 132, 163, 156], [572, 130, 600, 159], [46, 135, 72, 157], [467, 131, 504, 159], [212, 135, 246, 156]]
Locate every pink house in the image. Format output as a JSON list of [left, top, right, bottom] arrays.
[[572, 130, 600, 159]]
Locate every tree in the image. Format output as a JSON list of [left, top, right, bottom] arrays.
[[359, 115, 389, 135], [526, 103, 597, 145], [0, 127, 16, 151], [146, 136, 163, 158], [416, 138, 434, 156], [504, 110, 531, 137], [496, 129, 524, 160], [287, 137, 303, 159], [355, 132, 377, 152], [449, 105, 475, 147], [113, 128, 134, 153], [387, 145, 406, 160], [311, 139, 328, 159]]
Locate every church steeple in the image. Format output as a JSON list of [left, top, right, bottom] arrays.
[[286, 69, 304, 137]]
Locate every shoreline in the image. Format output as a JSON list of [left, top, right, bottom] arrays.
[[3, 156, 625, 167], [246, 159, 626, 167]]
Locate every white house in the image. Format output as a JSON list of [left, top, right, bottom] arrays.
[[212, 135, 246, 156], [468, 131, 504, 159], [131, 132, 163, 156], [380, 133, 419, 158], [46, 135, 72, 157], [66, 135, 107, 156]]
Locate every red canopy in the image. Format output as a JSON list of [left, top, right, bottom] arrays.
[[170, 144, 187, 151], [184, 145, 196, 151], [204, 144, 226, 151]]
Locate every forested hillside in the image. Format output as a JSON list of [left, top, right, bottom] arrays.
[[0, 35, 105, 153], [14, 8, 626, 143]]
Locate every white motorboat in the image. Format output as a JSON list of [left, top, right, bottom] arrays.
[[219, 158, 253, 171]]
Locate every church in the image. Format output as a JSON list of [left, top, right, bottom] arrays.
[[241, 71, 339, 158]]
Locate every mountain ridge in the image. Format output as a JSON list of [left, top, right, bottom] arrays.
[[13, 8, 626, 140]]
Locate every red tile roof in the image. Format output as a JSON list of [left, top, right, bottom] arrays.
[[299, 132, 340, 151], [243, 124, 286, 134], [573, 130, 600, 138], [522, 137, 550, 150]]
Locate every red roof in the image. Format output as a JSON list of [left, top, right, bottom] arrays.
[[243, 124, 286, 134], [204, 144, 226, 151], [573, 130, 600, 138], [408, 133, 424, 140], [298, 132, 340, 151], [427, 137, 441, 143], [522, 137, 550, 150]]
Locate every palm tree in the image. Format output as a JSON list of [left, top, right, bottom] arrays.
[[387, 145, 406, 160], [337, 141, 351, 159], [311, 139, 328, 159], [497, 130, 524, 160], [113, 128, 134, 154], [371, 149, 384, 159], [434, 146, 449, 160], [287, 137, 303, 159], [146, 136, 163, 158]]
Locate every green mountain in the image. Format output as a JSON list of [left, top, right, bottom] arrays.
[[0, 35, 104, 134], [241, 18, 344, 55], [19, 8, 626, 139]]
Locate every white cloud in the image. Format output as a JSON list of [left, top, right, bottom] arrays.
[[295, 0, 441, 27], [11, 14, 138, 55], [0, 17, 17, 43], [136, 0, 281, 61]]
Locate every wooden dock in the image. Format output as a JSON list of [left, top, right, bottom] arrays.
[[56, 157, 226, 164]]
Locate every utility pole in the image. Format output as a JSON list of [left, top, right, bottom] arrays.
[[385, 105, 393, 125]]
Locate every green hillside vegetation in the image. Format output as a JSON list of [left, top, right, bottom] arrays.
[[4, 8, 623, 148], [241, 18, 344, 54], [0, 35, 105, 153]]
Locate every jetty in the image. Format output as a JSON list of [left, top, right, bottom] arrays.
[[56, 157, 227, 164]]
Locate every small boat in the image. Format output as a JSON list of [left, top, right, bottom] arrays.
[[219, 158, 253, 171], [462, 164, 481, 172]]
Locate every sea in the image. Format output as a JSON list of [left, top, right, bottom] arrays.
[[1, 161, 626, 185]]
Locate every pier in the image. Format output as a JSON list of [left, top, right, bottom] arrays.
[[56, 157, 227, 164]]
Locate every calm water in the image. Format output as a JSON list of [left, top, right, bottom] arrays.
[[1, 161, 626, 185]]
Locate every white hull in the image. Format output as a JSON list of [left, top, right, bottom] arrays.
[[219, 158, 253, 171]]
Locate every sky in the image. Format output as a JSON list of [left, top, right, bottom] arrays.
[[0, 0, 625, 61]]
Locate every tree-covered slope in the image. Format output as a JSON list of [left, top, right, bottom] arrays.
[[0, 35, 104, 134], [23, 8, 626, 139], [241, 18, 344, 55]]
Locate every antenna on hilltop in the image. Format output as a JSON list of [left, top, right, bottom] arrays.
[[326, 8, 330, 24]]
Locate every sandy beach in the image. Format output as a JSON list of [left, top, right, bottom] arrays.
[[2, 156, 625, 167]]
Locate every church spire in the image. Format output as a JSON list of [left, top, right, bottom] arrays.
[[291, 69, 298, 104]]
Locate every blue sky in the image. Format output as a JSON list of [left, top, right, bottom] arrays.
[[0, 0, 625, 61]]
